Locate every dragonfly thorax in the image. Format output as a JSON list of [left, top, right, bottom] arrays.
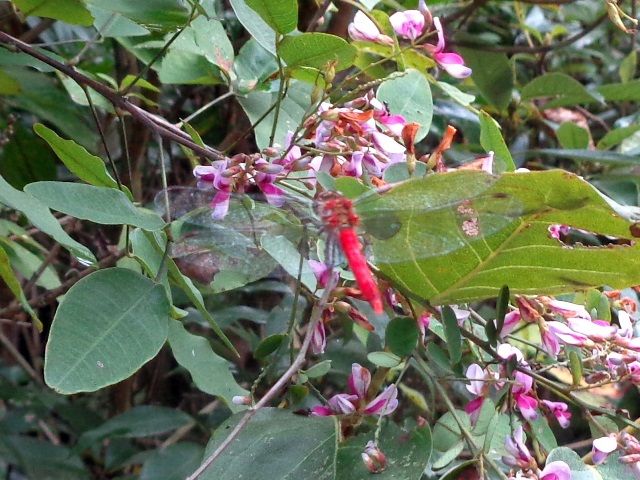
[[315, 192, 360, 230]]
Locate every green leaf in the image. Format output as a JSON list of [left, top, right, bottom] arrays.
[[88, 4, 150, 37], [254, 333, 287, 359], [139, 230, 238, 355], [238, 79, 312, 149], [0, 237, 60, 290], [385, 316, 419, 357], [141, 442, 205, 480], [521, 72, 602, 106], [79, 406, 192, 447], [432, 411, 471, 452], [367, 351, 402, 368], [495, 285, 509, 338], [44, 268, 170, 394], [229, 0, 276, 54], [0, 69, 20, 94], [361, 170, 640, 305], [336, 423, 432, 479], [168, 320, 248, 411], [245, 0, 297, 34], [0, 174, 95, 263], [0, 123, 56, 190], [442, 306, 462, 365], [534, 148, 639, 165], [304, 360, 332, 378], [33, 124, 125, 192], [529, 416, 558, 453], [546, 447, 599, 480], [620, 50, 637, 83], [556, 123, 590, 149], [432, 440, 464, 470], [597, 125, 640, 150], [479, 111, 515, 173], [0, 435, 89, 479], [200, 408, 338, 480], [85, 0, 190, 30], [261, 234, 316, 291], [0, 244, 41, 329], [24, 181, 164, 230], [13, 0, 94, 26], [279, 33, 357, 72], [376, 69, 433, 142], [459, 48, 513, 111]]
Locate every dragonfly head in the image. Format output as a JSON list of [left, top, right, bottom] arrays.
[[315, 192, 359, 229]]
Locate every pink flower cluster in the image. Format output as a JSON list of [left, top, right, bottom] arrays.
[[465, 343, 571, 428], [503, 426, 571, 480], [504, 295, 640, 389], [308, 92, 413, 179], [348, 3, 472, 79], [592, 431, 640, 478], [311, 363, 398, 416]]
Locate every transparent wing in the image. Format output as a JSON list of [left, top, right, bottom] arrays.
[[354, 171, 524, 264], [154, 187, 309, 287]]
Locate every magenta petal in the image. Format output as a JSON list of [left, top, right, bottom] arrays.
[[258, 181, 286, 207], [348, 363, 371, 398], [515, 392, 538, 421], [328, 393, 358, 414], [364, 385, 398, 415], [540, 461, 571, 480], [311, 405, 333, 416], [211, 190, 231, 220]]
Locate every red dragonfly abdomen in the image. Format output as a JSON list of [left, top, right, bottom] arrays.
[[317, 193, 384, 315], [338, 227, 383, 314]]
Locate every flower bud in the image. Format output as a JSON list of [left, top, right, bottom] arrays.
[[255, 162, 285, 175], [262, 147, 279, 157], [232, 395, 251, 405], [361, 441, 387, 473]]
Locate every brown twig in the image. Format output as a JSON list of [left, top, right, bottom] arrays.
[[0, 31, 226, 162]]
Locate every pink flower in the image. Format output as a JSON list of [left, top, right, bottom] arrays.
[[592, 435, 618, 464], [541, 400, 572, 428], [464, 396, 485, 424], [567, 317, 617, 341], [514, 392, 538, 421], [312, 363, 398, 416], [544, 298, 591, 320], [371, 131, 406, 163], [253, 159, 286, 207], [308, 260, 338, 289], [418, 312, 432, 344], [465, 363, 488, 396], [311, 320, 326, 355], [389, 10, 426, 41], [497, 343, 525, 363], [194, 161, 234, 219], [348, 11, 393, 45], [500, 310, 522, 337], [546, 321, 592, 347], [503, 426, 534, 469], [618, 310, 634, 338], [540, 461, 572, 480], [426, 17, 472, 79], [548, 224, 570, 240]]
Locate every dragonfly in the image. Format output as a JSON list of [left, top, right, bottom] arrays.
[[155, 170, 524, 313]]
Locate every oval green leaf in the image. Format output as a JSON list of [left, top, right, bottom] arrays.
[[24, 181, 164, 230], [377, 69, 433, 142], [200, 408, 338, 480], [246, 0, 297, 34], [385, 316, 419, 357], [44, 268, 170, 394], [279, 33, 357, 72]]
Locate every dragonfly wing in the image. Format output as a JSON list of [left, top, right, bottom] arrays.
[[355, 171, 524, 264], [155, 187, 308, 290]]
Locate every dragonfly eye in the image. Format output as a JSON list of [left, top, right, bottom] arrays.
[[361, 214, 402, 240]]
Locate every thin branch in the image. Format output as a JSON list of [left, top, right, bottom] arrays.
[[0, 32, 226, 162]]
